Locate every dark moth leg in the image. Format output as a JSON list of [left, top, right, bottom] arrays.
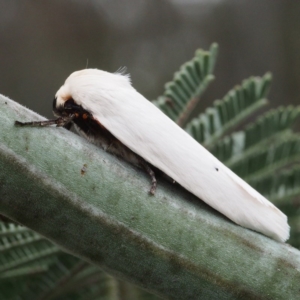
[[15, 115, 75, 128], [140, 160, 157, 195]]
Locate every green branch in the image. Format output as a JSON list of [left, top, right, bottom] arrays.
[[1, 95, 300, 299]]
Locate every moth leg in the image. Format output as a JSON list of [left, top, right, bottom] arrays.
[[15, 115, 75, 128], [140, 161, 157, 195]]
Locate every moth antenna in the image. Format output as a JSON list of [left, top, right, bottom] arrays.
[[115, 66, 128, 75]]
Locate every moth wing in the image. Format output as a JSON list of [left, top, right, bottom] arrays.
[[69, 73, 289, 242]]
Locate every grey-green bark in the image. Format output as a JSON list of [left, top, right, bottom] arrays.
[[0, 94, 300, 299]]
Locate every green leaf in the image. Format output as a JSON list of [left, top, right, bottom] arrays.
[[0, 224, 161, 300], [1, 95, 300, 300], [231, 134, 300, 183], [252, 166, 300, 204], [153, 43, 218, 126], [211, 106, 300, 165], [185, 73, 272, 148], [0, 221, 60, 274]]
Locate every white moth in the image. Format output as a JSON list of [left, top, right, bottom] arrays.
[[16, 69, 290, 242]]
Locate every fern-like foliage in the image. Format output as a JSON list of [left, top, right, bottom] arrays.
[[252, 167, 300, 249], [185, 73, 271, 147], [153, 43, 218, 126], [211, 106, 300, 165], [252, 167, 300, 203], [1, 44, 300, 299], [0, 222, 60, 275], [0, 221, 161, 299], [231, 134, 300, 183]]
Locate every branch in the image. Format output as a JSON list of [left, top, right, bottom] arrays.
[[0, 94, 300, 299]]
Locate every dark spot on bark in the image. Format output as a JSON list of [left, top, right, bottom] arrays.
[[215, 168, 219, 171], [81, 164, 87, 175]]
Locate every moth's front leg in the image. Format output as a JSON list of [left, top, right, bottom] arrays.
[[15, 115, 75, 128]]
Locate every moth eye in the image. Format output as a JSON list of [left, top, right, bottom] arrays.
[[64, 98, 76, 109], [65, 98, 75, 105]]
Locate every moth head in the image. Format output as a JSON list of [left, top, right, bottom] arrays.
[[52, 68, 132, 117], [53, 69, 92, 116], [53, 84, 73, 117]]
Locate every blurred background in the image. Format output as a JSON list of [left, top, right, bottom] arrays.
[[0, 0, 299, 118]]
